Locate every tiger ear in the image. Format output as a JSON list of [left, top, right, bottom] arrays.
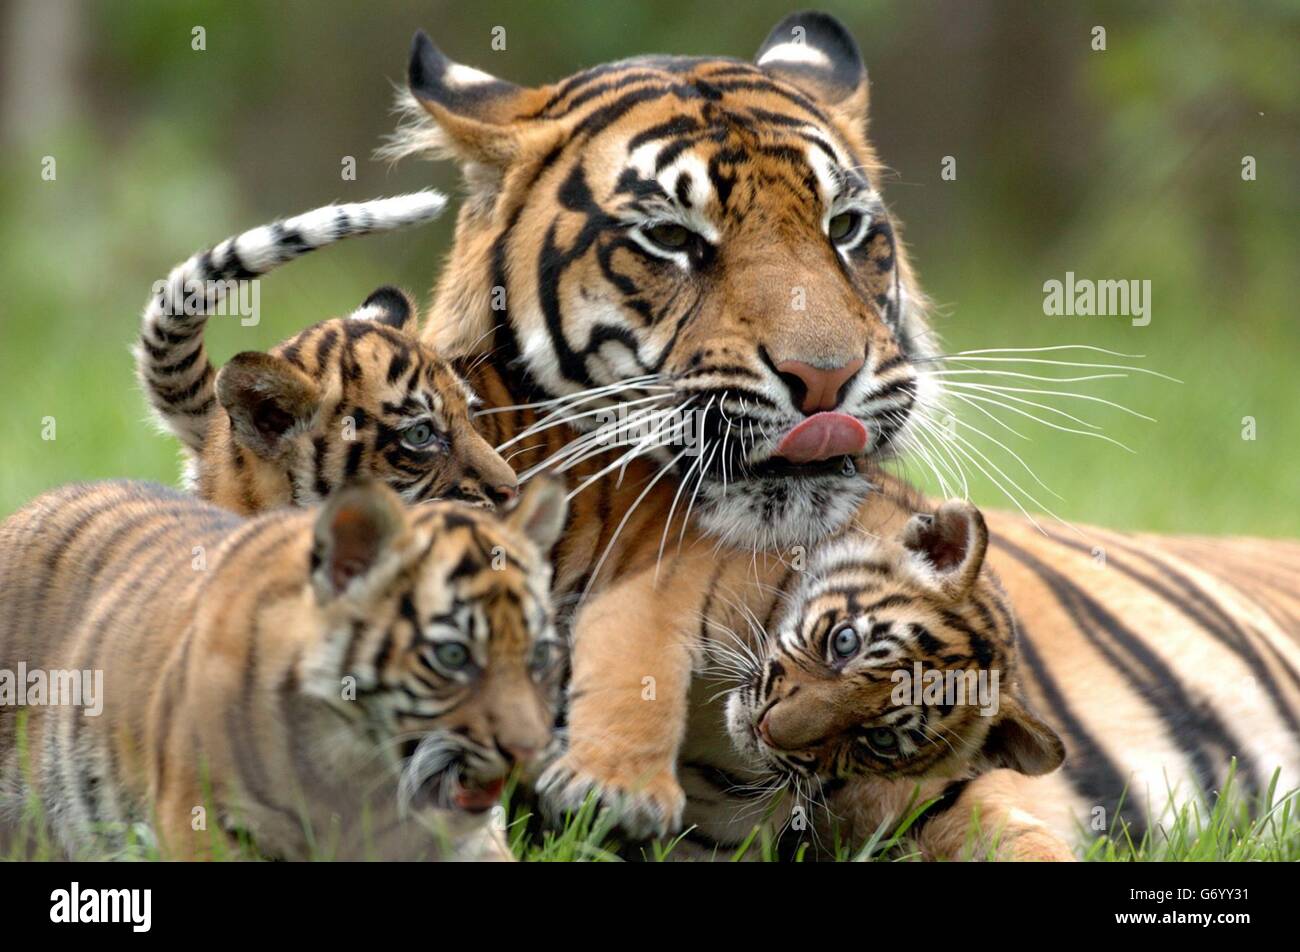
[[754, 12, 869, 135], [349, 285, 416, 334], [981, 693, 1066, 776], [311, 482, 411, 601], [504, 477, 568, 555], [401, 29, 560, 167], [900, 500, 988, 602], [217, 352, 321, 461]]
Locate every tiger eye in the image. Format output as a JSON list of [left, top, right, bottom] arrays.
[[434, 642, 470, 670], [646, 222, 691, 250], [831, 624, 861, 658], [868, 727, 899, 751], [401, 422, 437, 450], [828, 211, 859, 242]]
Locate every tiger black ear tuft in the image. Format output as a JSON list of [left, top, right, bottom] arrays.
[[409, 30, 526, 123], [982, 695, 1067, 776], [217, 352, 321, 460], [755, 11, 868, 130], [351, 285, 416, 333], [901, 500, 988, 601], [400, 28, 567, 170], [311, 482, 409, 599], [505, 477, 568, 555]]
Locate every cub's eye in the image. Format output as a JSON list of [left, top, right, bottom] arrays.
[[828, 211, 861, 244], [529, 642, 560, 675], [401, 422, 439, 450], [867, 727, 899, 753], [644, 222, 692, 251], [831, 624, 861, 659], [433, 642, 470, 671]]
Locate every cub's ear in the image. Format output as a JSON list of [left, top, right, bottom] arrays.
[[311, 482, 410, 600], [900, 500, 989, 602], [754, 11, 869, 134], [217, 352, 321, 460], [505, 477, 568, 554], [399, 29, 560, 167], [982, 693, 1066, 777], [349, 285, 416, 334]]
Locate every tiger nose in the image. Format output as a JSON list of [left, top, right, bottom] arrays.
[[486, 482, 517, 506], [775, 358, 864, 415]]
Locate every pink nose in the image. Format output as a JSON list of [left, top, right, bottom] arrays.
[[775, 358, 864, 415]]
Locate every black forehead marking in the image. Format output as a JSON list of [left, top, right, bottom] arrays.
[[627, 114, 701, 151], [314, 326, 340, 365], [911, 624, 945, 655], [614, 166, 671, 204], [385, 347, 411, 385], [674, 173, 693, 209]]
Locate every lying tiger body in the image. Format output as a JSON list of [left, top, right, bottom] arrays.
[[137, 192, 516, 514], [0, 479, 567, 860], [389, 11, 1300, 854]]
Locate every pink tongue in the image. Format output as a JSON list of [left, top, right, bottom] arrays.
[[775, 412, 868, 464]]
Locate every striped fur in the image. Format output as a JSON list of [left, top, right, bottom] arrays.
[[137, 193, 517, 513], [390, 13, 1300, 855], [392, 13, 931, 550], [0, 479, 566, 860], [723, 502, 1060, 786], [138, 191, 444, 451]]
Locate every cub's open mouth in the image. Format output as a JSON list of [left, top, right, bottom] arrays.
[[451, 776, 505, 813]]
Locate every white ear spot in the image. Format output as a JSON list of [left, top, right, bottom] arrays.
[[445, 62, 497, 89], [348, 304, 386, 322], [758, 42, 830, 68]]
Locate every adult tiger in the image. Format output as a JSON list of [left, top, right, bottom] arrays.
[[387, 11, 1300, 849]]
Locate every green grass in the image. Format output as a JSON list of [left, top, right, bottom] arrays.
[[502, 768, 1300, 862], [12, 765, 1295, 862]]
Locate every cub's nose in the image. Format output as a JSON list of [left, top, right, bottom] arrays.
[[775, 358, 864, 415], [499, 741, 539, 766]]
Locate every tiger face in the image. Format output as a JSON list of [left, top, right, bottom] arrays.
[[396, 12, 934, 547], [724, 501, 1064, 783], [207, 286, 519, 512], [306, 479, 569, 816]]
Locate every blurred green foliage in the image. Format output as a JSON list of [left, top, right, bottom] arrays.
[[1, 0, 1297, 534]]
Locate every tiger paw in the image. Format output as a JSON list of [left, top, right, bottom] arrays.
[[536, 750, 685, 840], [998, 828, 1077, 862]]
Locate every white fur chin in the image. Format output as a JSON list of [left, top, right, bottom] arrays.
[[693, 476, 869, 550]]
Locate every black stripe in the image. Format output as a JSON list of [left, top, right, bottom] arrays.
[[996, 533, 1259, 803]]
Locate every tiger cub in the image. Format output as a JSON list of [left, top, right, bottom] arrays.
[[0, 478, 567, 860], [716, 500, 1068, 859], [538, 498, 1069, 859], [136, 191, 517, 514]]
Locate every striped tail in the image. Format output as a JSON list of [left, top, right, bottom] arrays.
[[136, 190, 447, 453]]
